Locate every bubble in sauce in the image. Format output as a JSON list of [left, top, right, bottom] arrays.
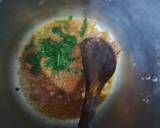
[[142, 94, 151, 104], [145, 74, 151, 80], [142, 97, 150, 104], [141, 73, 152, 81], [151, 74, 159, 82]]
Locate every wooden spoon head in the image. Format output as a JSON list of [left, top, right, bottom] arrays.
[[81, 37, 117, 90], [78, 38, 117, 128]]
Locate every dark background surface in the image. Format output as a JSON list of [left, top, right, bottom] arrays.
[[0, 0, 160, 128]]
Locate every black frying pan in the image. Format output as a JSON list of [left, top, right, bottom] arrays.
[[0, 0, 160, 128]]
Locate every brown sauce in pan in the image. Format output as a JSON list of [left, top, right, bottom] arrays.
[[19, 17, 121, 119]]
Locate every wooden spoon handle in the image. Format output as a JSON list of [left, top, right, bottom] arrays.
[[78, 93, 96, 128]]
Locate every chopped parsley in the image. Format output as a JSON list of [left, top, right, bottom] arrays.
[[25, 53, 41, 75], [68, 15, 73, 20], [56, 15, 73, 30], [39, 32, 77, 72], [63, 35, 77, 46], [63, 15, 73, 29], [24, 16, 87, 75], [52, 27, 64, 36], [80, 17, 88, 37], [67, 67, 78, 74]]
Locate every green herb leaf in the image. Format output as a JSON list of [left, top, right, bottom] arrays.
[[39, 37, 76, 72], [80, 17, 88, 38], [52, 27, 64, 36], [25, 53, 41, 75], [25, 23, 78, 73], [63, 15, 73, 29], [67, 67, 78, 74], [58, 15, 73, 30], [60, 20, 68, 30], [63, 35, 77, 46], [68, 15, 73, 20]]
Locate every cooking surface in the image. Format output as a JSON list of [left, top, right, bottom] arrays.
[[0, 0, 160, 128], [18, 17, 119, 119]]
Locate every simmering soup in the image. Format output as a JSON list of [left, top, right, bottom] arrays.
[[18, 16, 121, 119]]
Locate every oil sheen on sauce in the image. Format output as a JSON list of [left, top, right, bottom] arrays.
[[18, 16, 121, 119]]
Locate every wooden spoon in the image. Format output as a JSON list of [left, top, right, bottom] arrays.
[[78, 37, 116, 128]]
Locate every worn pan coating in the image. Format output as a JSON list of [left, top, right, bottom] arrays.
[[0, 0, 160, 128]]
